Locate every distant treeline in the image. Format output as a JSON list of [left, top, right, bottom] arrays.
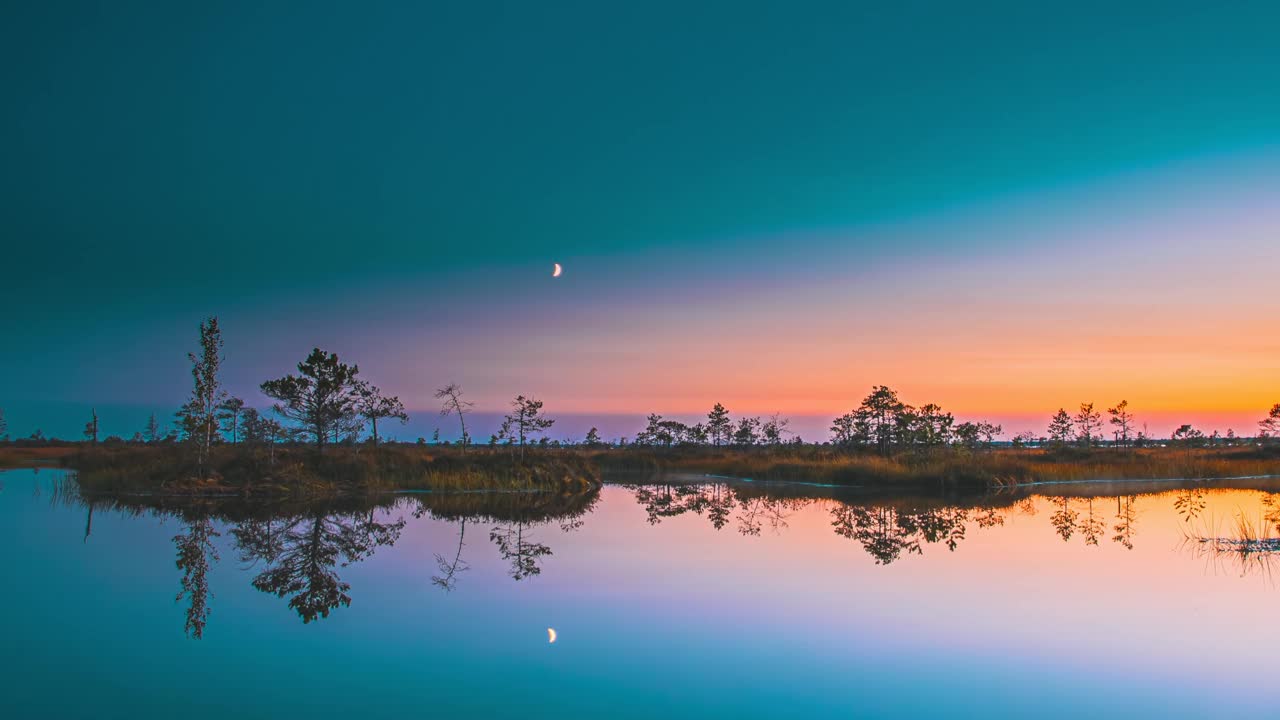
[[2, 318, 1278, 462]]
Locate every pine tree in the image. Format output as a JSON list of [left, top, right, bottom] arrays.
[[1074, 402, 1102, 448], [1107, 400, 1135, 447], [707, 403, 731, 446], [504, 396, 555, 462], [1047, 408, 1074, 446]]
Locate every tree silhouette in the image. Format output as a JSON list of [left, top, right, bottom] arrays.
[[1074, 403, 1101, 448], [260, 348, 362, 449], [503, 396, 555, 462], [1108, 400, 1135, 448], [356, 383, 407, 447], [854, 386, 906, 456], [435, 383, 474, 453], [732, 416, 762, 446], [218, 397, 245, 443], [143, 413, 160, 444], [1047, 408, 1074, 446], [762, 413, 791, 444], [1258, 404, 1280, 443], [706, 403, 732, 446], [182, 318, 226, 476], [953, 421, 1001, 451], [82, 404, 98, 443]]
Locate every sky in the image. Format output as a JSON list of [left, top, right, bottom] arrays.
[[1, 1, 1278, 440]]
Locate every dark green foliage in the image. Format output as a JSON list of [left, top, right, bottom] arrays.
[[260, 348, 362, 448]]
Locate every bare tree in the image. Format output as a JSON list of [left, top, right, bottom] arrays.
[[435, 383, 474, 454], [762, 412, 791, 445], [432, 519, 469, 592]]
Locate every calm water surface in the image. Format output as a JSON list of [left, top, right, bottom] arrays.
[[2, 468, 1279, 718]]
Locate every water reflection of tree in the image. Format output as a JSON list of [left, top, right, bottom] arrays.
[[174, 515, 220, 639], [706, 484, 734, 530], [490, 521, 552, 580], [1079, 499, 1105, 546], [411, 487, 600, 588], [237, 511, 404, 623], [1112, 496, 1138, 550], [1174, 488, 1207, 523], [737, 496, 801, 537], [1049, 497, 1079, 541], [631, 482, 708, 525], [907, 507, 967, 551], [432, 519, 469, 592], [831, 506, 922, 565]]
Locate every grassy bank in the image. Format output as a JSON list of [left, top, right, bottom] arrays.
[[5, 442, 1279, 495], [592, 445, 1280, 489], [0, 445, 78, 469], [51, 444, 599, 497]]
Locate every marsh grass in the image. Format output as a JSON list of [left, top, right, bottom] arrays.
[[0, 444, 78, 469], [63, 444, 599, 497], [9, 442, 1280, 496], [1180, 503, 1280, 580], [597, 446, 1280, 489]]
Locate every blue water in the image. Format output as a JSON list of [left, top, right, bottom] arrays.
[[1, 468, 1276, 718]]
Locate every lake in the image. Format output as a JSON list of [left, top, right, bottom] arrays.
[[2, 468, 1278, 718]]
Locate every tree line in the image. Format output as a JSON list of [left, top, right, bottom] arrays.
[[4, 318, 1280, 454]]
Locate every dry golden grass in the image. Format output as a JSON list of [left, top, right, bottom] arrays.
[[594, 445, 1280, 489], [0, 445, 78, 468], [8, 441, 1280, 493]]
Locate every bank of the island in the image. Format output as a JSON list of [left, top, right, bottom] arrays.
[[4, 442, 1280, 498]]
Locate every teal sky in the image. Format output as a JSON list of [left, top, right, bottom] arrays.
[[3, 2, 1279, 438]]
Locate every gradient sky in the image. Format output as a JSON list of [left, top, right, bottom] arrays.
[[2, 1, 1278, 439]]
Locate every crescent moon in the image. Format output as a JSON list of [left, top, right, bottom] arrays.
[[552, 263, 562, 278], [547, 627, 557, 643]]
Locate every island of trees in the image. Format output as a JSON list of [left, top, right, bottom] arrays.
[[2, 316, 1279, 495]]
